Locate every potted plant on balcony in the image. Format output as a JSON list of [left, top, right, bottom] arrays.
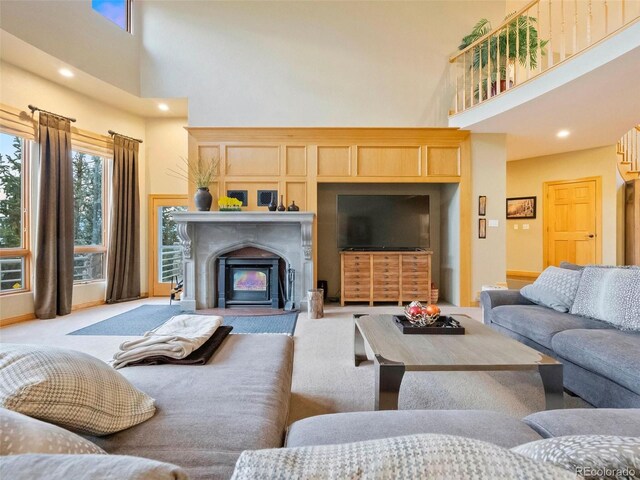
[[167, 157, 219, 211], [459, 12, 548, 101]]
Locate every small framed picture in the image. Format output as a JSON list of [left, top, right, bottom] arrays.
[[226, 190, 248, 206], [506, 196, 536, 219], [257, 190, 278, 207], [478, 196, 486, 216], [479, 218, 487, 239]]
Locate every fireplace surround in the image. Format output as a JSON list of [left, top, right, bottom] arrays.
[[172, 211, 315, 311]]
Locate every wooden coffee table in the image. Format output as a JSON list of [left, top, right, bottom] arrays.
[[354, 314, 563, 411]]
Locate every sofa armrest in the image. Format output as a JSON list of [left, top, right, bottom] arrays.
[[480, 290, 533, 325]]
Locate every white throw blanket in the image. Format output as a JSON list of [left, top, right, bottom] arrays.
[[111, 315, 222, 369]]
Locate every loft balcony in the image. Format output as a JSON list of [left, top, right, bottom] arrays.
[[448, 0, 640, 160]]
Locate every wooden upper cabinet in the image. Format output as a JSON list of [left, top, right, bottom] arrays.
[[426, 146, 460, 176], [357, 146, 421, 177]]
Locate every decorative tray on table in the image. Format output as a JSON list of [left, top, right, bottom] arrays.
[[393, 315, 465, 335]]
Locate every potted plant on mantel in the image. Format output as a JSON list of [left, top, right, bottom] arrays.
[[459, 12, 548, 101], [168, 157, 219, 211]]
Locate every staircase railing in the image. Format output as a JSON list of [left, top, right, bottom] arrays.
[[617, 125, 640, 181], [449, 0, 640, 114]]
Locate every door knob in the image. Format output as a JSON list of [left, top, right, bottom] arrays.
[[587, 234, 595, 238]]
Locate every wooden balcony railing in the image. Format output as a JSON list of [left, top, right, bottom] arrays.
[[450, 0, 640, 114], [617, 125, 640, 181]]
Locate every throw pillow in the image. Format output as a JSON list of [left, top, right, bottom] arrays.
[[0, 454, 189, 480], [0, 344, 156, 436], [571, 266, 640, 330], [0, 408, 105, 456], [513, 435, 640, 479], [231, 434, 576, 480], [520, 266, 582, 312], [559, 261, 584, 271]]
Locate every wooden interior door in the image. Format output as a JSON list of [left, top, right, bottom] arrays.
[[149, 195, 188, 297], [544, 177, 601, 267]]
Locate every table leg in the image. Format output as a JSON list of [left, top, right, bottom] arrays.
[[354, 321, 367, 367], [374, 356, 405, 410], [539, 363, 564, 410]]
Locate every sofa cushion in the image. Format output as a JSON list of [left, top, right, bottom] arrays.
[[0, 408, 105, 456], [551, 329, 640, 395], [89, 334, 294, 480], [286, 410, 542, 449], [523, 409, 640, 438], [0, 454, 189, 480], [520, 266, 582, 312], [234, 434, 575, 480], [571, 266, 640, 330], [491, 305, 611, 349], [0, 344, 156, 436], [512, 435, 640, 478]]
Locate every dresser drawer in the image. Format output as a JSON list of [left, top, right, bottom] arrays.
[[401, 289, 431, 299], [401, 254, 430, 265], [343, 254, 370, 267], [344, 286, 370, 298], [373, 291, 399, 301], [372, 273, 399, 284]]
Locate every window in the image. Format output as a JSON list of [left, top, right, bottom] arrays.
[[72, 151, 107, 283], [92, 0, 131, 32], [0, 132, 29, 293]]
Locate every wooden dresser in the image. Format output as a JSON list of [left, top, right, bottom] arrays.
[[340, 250, 432, 306]]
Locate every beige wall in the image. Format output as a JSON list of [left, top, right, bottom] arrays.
[[507, 145, 623, 273], [0, 63, 186, 321], [317, 184, 442, 300], [138, 1, 506, 126], [471, 134, 507, 301]]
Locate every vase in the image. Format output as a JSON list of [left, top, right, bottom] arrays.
[[268, 193, 278, 211], [194, 187, 213, 211], [277, 195, 286, 211], [287, 200, 300, 211]]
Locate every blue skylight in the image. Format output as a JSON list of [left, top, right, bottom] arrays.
[[92, 0, 128, 31]]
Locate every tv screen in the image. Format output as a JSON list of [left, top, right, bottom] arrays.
[[337, 195, 430, 249]]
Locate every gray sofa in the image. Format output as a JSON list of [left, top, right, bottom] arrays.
[[87, 334, 294, 480], [285, 408, 640, 448], [481, 289, 640, 408]]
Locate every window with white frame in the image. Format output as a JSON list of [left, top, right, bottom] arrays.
[[0, 132, 30, 293], [72, 150, 107, 283]]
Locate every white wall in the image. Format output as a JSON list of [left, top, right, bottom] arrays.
[[0, 1, 139, 94], [471, 134, 507, 300], [138, 1, 506, 127], [0, 63, 147, 320]]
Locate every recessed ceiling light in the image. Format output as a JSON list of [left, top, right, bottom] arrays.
[[59, 68, 74, 78], [557, 129, 570, 138], [158, 103, 169, 112]]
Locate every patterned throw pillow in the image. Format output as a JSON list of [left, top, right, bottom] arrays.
[[520, 266, 582, 312], [231, 434, 576, 480], [0, 344, 156, 436], [571, 266, 640, 331], [0, 408, 105, 456], [513, 435, 640, 480]]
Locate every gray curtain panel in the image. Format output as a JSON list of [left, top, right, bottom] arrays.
[[106, 136, 140, 303], [34, 113, 74, 319]]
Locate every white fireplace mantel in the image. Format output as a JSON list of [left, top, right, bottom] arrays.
[[172, 211, 315, 311]]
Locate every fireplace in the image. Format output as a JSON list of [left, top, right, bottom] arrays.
[[218, 256, 280, 308]]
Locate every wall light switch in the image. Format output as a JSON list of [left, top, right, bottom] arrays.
[[513, 224, 519, 230], [523, 224, 530, 230], [488, 219, 499, 227]]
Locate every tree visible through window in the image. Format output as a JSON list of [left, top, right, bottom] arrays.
[[72, 151, 106, 282], [92, 0, 129, 31], [0, 133, 28, 292]]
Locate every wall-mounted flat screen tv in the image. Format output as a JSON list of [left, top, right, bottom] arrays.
[[337, 195, 430, 249]]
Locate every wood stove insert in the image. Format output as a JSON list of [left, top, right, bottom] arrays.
[[218, 256, 280, 308]]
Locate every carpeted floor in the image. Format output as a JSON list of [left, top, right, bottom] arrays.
[[287, 304, 590, 425]]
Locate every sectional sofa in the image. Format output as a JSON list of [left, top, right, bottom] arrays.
[[481, 288, 640, 408]]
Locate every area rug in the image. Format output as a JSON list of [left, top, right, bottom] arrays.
[[68, 305, 298, 336]]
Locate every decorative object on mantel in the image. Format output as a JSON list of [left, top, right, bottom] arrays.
[[167, 156, 218, 211], [277, 195, 286, 211], [287, 200, 300, 212], [267, 192, 278, 211], [218, 196, 243, 212], [258, 190, 278, 208], [479, 195, 486, 216], [227, 190, 248, 207]]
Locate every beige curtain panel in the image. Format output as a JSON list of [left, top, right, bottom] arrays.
[[106, 135, 141, 303], [34, 113, 74, 319]]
